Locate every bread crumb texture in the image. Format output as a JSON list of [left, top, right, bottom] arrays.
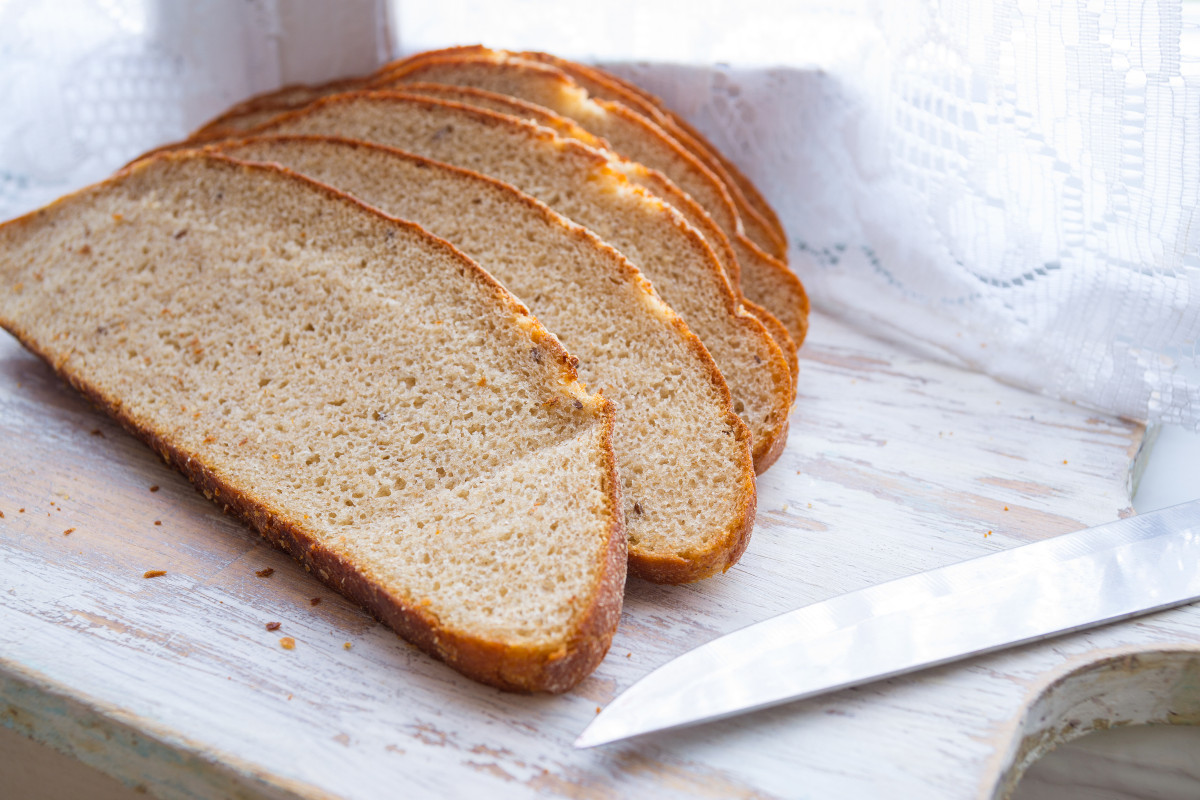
[[0, 153, 623, 688]]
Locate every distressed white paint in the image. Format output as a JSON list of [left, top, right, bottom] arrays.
[[2, 309, 1190, 800]]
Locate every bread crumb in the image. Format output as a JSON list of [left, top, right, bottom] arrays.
[[310, 597, 321, 606], [256, 567, 275, 578], [154, 520, 162, 526], [633, 502, 643, 515], [0, 511, 4, 518], [343, 642, 352, 650], [149, 485, 160, 493], [63, 528, 75, 536], [595, 706, 602, 714], [280, 637, 296, 650], [266, 621, 281, 631], [287, 693, 293, 700], [1062, 459, 1068, 465], [984, 531, 992, 538], [90, 428, 104, 437], [1004, 506, 1009, 511], [143, 570, 167, 578], [18, 509, 24, 513], [626, 653, 631, 658]]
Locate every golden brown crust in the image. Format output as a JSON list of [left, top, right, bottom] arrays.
[[745, 299, 798, 401], [188, 75, 372, 141], [213, 134, 757, 584], [0, 152, 625, 691]]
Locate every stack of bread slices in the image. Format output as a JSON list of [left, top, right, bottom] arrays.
[[0, 47, 806, 692]]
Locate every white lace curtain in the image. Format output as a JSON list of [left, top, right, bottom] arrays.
[[3, 0, 1197, 429]]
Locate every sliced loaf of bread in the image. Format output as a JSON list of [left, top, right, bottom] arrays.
[[0, 152, 625, 692], [373, 54, 808, 350], [215, 135, 757, 582], [243, 92, 793, 471]]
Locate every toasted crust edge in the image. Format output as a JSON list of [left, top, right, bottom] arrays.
[[0, 152, 627, 692]]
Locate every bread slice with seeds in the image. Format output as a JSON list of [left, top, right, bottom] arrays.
[[242, 92, 792, 471], [214, 134, 757, 583], [0, 152, 625, 692]]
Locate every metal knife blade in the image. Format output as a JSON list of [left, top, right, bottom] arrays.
[[576, 499, 1200, 748]]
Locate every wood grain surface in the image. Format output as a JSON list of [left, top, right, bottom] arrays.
[[3, 308, 1186, 800]]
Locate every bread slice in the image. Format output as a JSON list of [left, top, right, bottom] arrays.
[[243, 92, 793, 472], [0, 152, 625, 692], [372, 54, 808, 351], [390, 82, 799, 398], [214, 135, 757, 582]]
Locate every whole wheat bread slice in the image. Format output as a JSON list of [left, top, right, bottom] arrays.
[[241, 92, 793, 471], [0, 152, 625, 692], [214, 135, 756, 583], [373, 54, 808, 351], [389, 82, 800, 397]]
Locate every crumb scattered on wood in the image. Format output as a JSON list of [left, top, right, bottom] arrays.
[[149, 485, 160, 493], [265, 621, 281, 631], [343, 642, 352, 650], [255, 567, 275, 578], [63, 528, 75, 536], [154, 520, 162, 526], [143, 570, 167, 578], [309, 597, 321, 606], [280, 637, 296, 650], [90, 428, 104, 437]]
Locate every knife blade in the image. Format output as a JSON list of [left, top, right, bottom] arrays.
[[576, 498, 1200, 748]]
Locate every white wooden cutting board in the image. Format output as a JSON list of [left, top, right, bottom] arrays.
[[3, 308, 1193, 800]]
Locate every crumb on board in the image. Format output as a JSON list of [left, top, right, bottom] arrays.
[[1062, 459, 1068, 464], [985, 531, 992, 538], [19, 509, 24, 513], [0, 511, 4, 518], [280, 637, 296, 650], [266, 621, 281, 631], [626, 653, 632, 658], [90, 428, 104, 437], [310, 597, 321, 606], [595, 706, 602, 714], [343, 642, 352, 650], [63, 528, 75, 536], [149, 485, 160, 493], [143, 570, 167, 579], [154, 520, 162, 526], [1004, 506, 1009, 511], [255, 567, 275, 578], [287, 693, 293, 700]]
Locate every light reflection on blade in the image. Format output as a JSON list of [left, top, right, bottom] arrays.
[[576, 499, 1200, 749]]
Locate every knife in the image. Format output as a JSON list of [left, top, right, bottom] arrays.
[[576, 498, 1200, 748]]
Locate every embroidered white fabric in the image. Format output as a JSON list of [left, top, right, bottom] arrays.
[[2, 0, 1197, 428]]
